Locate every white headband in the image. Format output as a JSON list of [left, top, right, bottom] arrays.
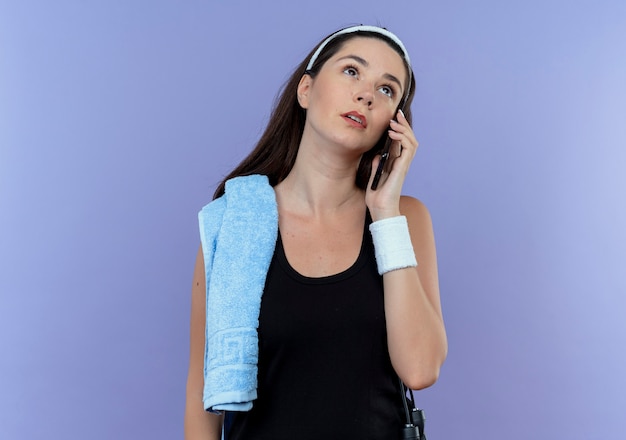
[[305, 25, 413, 101]]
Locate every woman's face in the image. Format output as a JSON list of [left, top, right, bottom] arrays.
[[298, 37, 408, 153]]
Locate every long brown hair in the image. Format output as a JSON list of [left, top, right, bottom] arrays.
[[213, 28, 416, 199]]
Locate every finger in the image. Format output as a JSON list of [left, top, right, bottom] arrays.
[[395, 108, 411, 128], [387, 130, 414, 158], [389, 119, 416, 142], [389, 118, 409, 134], [391, 110, 418, 140], [397, 108, 407, 122], [388, 124, 418, 154]]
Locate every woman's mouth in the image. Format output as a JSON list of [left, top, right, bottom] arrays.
[[342, 112, 367, 128]]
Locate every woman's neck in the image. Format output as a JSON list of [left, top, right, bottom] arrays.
[[275, 145, 365, 219]]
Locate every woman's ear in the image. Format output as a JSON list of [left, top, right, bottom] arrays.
[[297, 74, 312, 109]]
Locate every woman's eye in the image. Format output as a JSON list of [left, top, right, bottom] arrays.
[[379, 85, 394, 98], [343, 66, 358, 77]]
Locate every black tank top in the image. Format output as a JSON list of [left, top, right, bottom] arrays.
[[227, 215, 405, 440]]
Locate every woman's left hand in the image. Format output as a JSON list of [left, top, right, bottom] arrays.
[[365, 109, 419, 221]]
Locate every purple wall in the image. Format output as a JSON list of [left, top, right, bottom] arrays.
[[2, 1, 625, 438]]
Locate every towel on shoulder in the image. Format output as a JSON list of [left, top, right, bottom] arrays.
[[198, 174, 278, 413]]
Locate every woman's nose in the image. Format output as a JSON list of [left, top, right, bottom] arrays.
[[357, 95, 373, 107], [355, 88, 374, 107]]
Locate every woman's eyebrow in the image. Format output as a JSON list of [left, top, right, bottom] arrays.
[[337, 54, 369, 67], [336, 54, 404, 94]]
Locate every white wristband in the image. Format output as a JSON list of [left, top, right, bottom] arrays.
[[369, 216, 418, 275]]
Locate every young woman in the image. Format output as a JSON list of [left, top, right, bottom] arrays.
[[185, 25, 447, 440]]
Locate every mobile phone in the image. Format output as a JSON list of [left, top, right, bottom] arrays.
[[371, 105, 404, 190], [370, 134, 393, 190]]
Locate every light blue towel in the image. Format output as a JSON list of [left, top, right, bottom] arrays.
[[198, 174, 278, 413]]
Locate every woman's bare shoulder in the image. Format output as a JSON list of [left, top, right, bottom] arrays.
[[399, 195, 431, 223]]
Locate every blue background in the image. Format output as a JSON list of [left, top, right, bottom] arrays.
[[1, 1, 625, 438]]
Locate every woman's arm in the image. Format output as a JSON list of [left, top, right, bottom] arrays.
[[365, 110, 447, 389], [382, 196, 447, 389], [184, 245, 224, 440]]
